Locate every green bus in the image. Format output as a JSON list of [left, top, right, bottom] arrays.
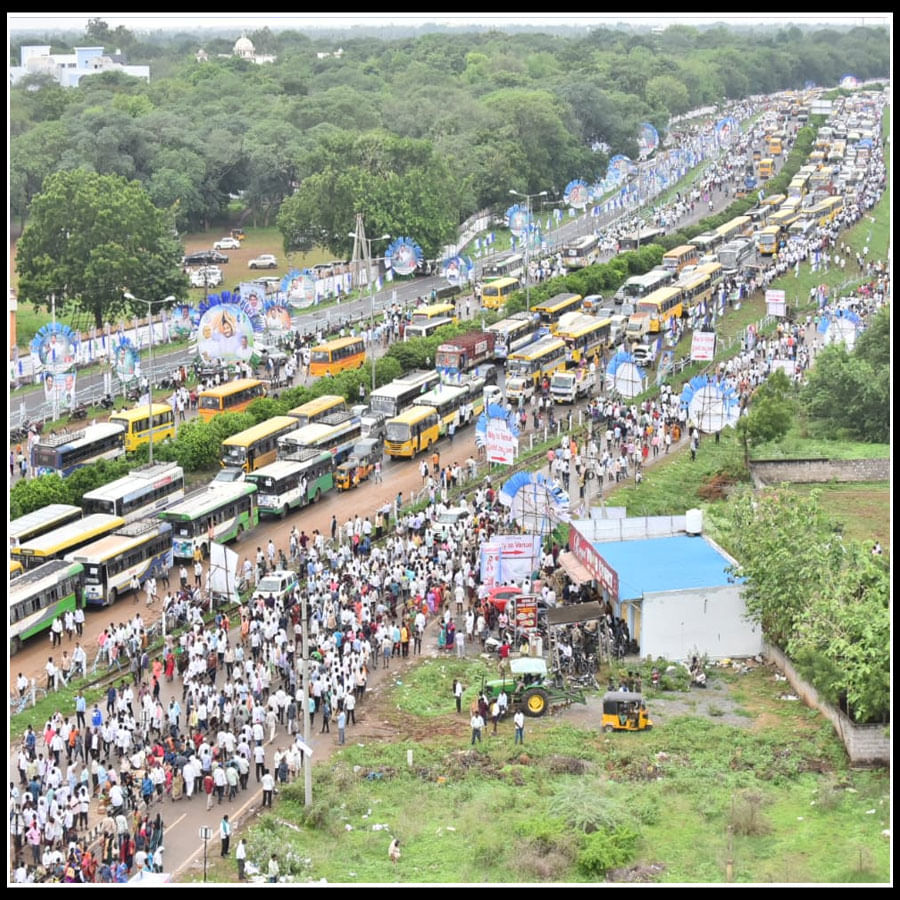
[[10, 559, 84, 654], [159, 482, 258, 560], [246, 451, 335, 518]]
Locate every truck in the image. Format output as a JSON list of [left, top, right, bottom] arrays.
[[505, 376, 535, 404], [434, 331, 496, 377], [550, 369, 595, 404], [624, 312, 652, 344]]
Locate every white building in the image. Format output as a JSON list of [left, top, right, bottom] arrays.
[[10, 45, 150, 87]]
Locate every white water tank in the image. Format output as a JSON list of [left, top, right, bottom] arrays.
[[685, 508, 703, 535]]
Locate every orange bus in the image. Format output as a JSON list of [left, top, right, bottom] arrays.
[[197, 378, 266, 422], [308, 337, 366, 378]]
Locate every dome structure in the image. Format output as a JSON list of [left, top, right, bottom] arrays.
[[233, 35, 255, 59]]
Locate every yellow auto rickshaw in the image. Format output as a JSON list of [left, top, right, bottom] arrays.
[[601, 690, 653, 733]]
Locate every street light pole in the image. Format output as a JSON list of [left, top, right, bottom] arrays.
[[124, 292, 175, 465], [509, 189, 547, 313]]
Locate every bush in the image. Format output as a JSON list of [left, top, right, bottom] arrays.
[[576, 826, 639, 878], [729, 790, 772, 836]]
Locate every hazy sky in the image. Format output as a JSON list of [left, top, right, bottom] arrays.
[[7, 12, 892, 32]]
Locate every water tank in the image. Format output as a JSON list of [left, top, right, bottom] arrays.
[[685, 508, 703, 535]]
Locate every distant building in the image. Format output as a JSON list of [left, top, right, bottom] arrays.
[[316, 47, 344, 60], [201, 35, 276, 66], [10, 45, 150, 87]]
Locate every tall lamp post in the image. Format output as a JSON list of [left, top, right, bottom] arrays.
[[123, 292, 175, 465], [509, 189, 547, 313], [348, 217, 390, 395]]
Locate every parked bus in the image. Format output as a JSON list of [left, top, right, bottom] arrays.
[[614, 268, 674, 305], [756, 224, 782, 256], [221, 416, 299, 472], [716, 239, 755, 275], [81, 462, 186, 522], [109, 403, 176, 453], [696, 261, 724, 293], [617, 227, 665, 251], [416, 381, 483, 436], [809, 196, 844, 227], [506, 335, 568, 386], [635, 285, 684, 333], [246, 452, 335, 518], [67, 519, 174, 608], [435, 332, 496, 376], [766, 135, 783, 156], [662, 244, 699, 275], [10, 504, 82, 551], [159, 482, 258, 560], [676, 270, 714, 314], [369, 370, 440, 420], [287, 395, 347, 428], [277, 412, 362, 465], [10, 560, 24, 579], [197, 378, 266, 423], [555, 313, 612, 364], [9, 559, 84, 653], [532, 293, 583, 330], [384, 406, 442, 459], [410, 302, 457, 324], [12, 513, 126, 571], [31, 423, 125, 478], [563, 235, 600, 269], [768, 208, 801, 232], [481, 277, 520, 310], [487, 312, 543, 360], [715, 216, 753, 245], [482, 253, 524, 281], [787, 175, 810, 200], [404, 317, 454, 341], [687, 231, 722, 255], [308, 337, 366, 378]]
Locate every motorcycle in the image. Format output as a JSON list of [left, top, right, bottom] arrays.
[[99, 394, 116, 410]]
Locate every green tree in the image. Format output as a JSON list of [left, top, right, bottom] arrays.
[[735, 369, 793, 465], [15, 169, 187, 328]]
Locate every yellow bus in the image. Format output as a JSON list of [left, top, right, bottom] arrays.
[[715, 216, 753, 245], [384, 406, 441, 459], [696, 261, 724, 293], [756, 225, 782, 256], [197, 378, 266, 422], [11, 504, 82, 551], [635, 286, 683, 333], [481, 277, 521, 310], [758, 158, 775, 179], [10, 559, 24, 579], [221, 416, 300, 472], [308, 337, 366, 378], [675, 271, 713, 314], [766, 135, 783, 156], [410, 302, 457, 324], [287, 395, 347, 428], [760, 193, 786, 211], [506, 335, 568, 386], [662, 244, 699, 275], [809, 196, 843, 227], [769, 209, 800, 231], [787, 176, 809, 200], [416, 381, 484, 436], [555, 313, 612, 364], [531, 293, 583, 330], [12, 513, 126, 571], [109, 403, 176, 453], [809, 150, 826, 167]]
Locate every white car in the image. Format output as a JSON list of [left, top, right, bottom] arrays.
[[213, 236, 241, 250], [189, 266, 223, 288], [249, 254, 278, 269]]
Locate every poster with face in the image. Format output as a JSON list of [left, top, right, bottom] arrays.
[[32, 325, 77, 375], [264, 303, 292, 331], [197, 304, 255, 362], [113, 339, 140, 381]]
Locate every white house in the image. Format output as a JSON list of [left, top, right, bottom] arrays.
[[10, 45, 150, 87]]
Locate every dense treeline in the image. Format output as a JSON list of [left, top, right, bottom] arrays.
[[10, 21, 889, 258]]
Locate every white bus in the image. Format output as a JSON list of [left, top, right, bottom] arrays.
[[563, 235, 600, 269], [277, 413, 362, 466], [80, 462, 186, 523], [31, 423, 125, 477], [403, 317, 454, 341], [67, 519, 174, 608], [10, 504, 82, 551], [369, 370, 441, 420], [482, 253, 525, 280], [487, 312, 544, 361]]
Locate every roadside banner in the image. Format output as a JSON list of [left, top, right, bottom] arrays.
[[690, 331, 717, 361]]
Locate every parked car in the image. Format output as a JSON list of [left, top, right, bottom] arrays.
[[189, 266, 223, 288], [249, 254, 278, 269], [251, 570, 299, 606], [213, 236, 241, 250], [183, 249, 229, 267]]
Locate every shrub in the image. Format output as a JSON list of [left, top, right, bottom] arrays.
[[729, 790, 772, 836], [576, 826, 639, 878]]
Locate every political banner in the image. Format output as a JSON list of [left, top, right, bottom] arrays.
[[765, 289, 786, 317], [480, 542, 501, 589], [485, 417, 518, 464], [690, 331, 717, 362]]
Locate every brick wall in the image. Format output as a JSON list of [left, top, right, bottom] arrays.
[[750, 457, 889, 487], [763, 642, 889, 766]]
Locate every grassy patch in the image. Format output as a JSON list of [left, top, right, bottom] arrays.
[[777, 482, 889, 548]]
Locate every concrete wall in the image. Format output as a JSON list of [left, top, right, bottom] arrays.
[[639, 584, 762, 661], [764, 642, 889, 766], [750, 457, 889, 487]]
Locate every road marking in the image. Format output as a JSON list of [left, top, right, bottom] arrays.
[[170, 812, 187, 829]]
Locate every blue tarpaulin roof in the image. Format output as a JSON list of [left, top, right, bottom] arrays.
[[590, 535, 733, 599]]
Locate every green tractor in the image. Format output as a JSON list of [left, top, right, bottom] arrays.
[[484, 657, 587, 718]]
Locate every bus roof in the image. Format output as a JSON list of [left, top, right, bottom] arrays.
[[412, 302, 455, 319], [68, 520, 171, 564], [663, 244, 696, 256], [10, 558, 83, 595], [418, 383, 468, 405], [34, 422, 124, 449], [482, 277, 520, 289], [198, 378, 264, 398], [11, 504, 82, 540], [640, 286, 682, 306], [246, 456, 329, 481], [556, 313, 611, 338], [310, 336, 364, 352], [532, 292, 582, 312], [287, 395, 345, 418], [162, 482, 257, 519], [222, 416, 299, 447], [509, 335, 565, 359], [389, 405, 439, 424], [109, 403, 174, 423], [81, 463, 183, 502], [13, 513, 126, 557]]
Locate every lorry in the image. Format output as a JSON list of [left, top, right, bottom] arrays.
[[624, 312, 652, 344], [550, 369, 595, 404], [505, 376, 534, 404], [435, 331, 496, 376]]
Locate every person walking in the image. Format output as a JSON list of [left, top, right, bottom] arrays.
[[453, 679, 464, 715], [470, 710, 484, 745], [337, 708, 346, 746], [220, 814, 231, 857], [261, 769, 275, 808]]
